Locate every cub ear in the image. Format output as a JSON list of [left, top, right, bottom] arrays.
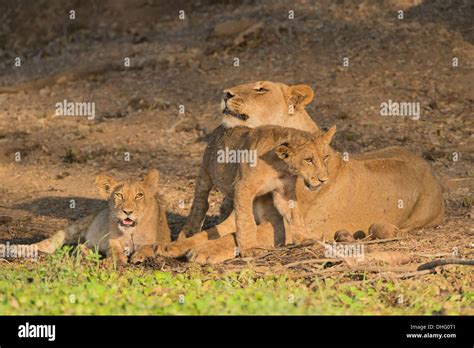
[[275, 143, 293, 160], [321, 125, 337, 145], [143, 169, 160, 193], [287, 84, 315, 110], [95, 174, 118, 199]]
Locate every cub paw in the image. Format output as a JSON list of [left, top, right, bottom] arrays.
[[104, 252, 128, 268], [106, 240, 129, 266], [130, 245, 155, 264]]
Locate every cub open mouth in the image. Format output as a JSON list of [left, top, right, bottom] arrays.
[[222, 107, 249, 121], [119, 218, 136, 227]]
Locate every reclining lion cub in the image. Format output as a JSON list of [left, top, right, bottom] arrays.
[[28, 170, 170, 264], [165, 125, 444, 264], [179, 80, 319, 238]]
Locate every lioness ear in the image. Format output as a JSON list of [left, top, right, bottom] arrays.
[[143, 169, 160, 193], [275, 143, 293, 160], [287, 84, 314, 110], [95, 174, 118, 199], [321, 125, 337, 145]]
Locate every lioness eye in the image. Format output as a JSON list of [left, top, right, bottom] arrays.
[[324, 155, 330, 161], [304, 158, 313, 164], [115, 193, 123, 199], [255, 87, 268, 93], [135, 193, 144, 200]]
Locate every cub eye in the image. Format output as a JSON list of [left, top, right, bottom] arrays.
[[135, 192, 144, 200], [255, 87, 268, 94], [115, 193, 123, 200], [304, 158, 313, 164], [324, 155, 330, 161]]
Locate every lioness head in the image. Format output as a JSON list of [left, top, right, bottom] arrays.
[[95, 170, 160, 232], [221, 81, 317, 130], [276, 126, 337, 191]]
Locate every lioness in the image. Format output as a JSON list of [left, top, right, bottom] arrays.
[[164, 126, 444, 264], [232, 125, 337, 255], [29, 170, 170, 264], [179, 81, 319, 238]]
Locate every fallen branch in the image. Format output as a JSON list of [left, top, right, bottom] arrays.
[[223, 249, 275, 264], [286, 239, 321, 249], [417, 258, 474, 271]]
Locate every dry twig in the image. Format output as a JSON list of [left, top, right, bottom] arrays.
[[417, 258, 474, 271]]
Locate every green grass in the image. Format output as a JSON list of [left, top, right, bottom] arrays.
[[0, 247, 472, 315]]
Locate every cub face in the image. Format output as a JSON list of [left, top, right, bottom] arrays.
[[221, 81, 315, 128], [95, 170, 160, 232], [276, 126, 336, 191]]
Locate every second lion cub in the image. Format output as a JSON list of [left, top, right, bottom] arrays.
[[234, 125, 336, 256]]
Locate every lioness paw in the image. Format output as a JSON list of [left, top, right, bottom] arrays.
[[239, 247, 266, 258], [368, 223, 399, 239], [177, 231, 188, 241], [292, 232, 308, 244], [159, 241, 192, 257], [187, 246, 235, 264]]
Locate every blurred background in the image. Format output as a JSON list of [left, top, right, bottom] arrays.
[[0, 0, 472, 243]]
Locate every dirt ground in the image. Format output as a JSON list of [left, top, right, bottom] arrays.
[[0, 0, 472, 280]]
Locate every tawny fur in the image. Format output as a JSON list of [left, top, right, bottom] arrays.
[[179, 81, 319, 238], [230, 126, 338, 255], [165, 122, 444, 264], [31, 170, 170, 264]]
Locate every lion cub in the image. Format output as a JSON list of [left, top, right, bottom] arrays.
[[233, 125, 336, 255], [178, 81, 319, 239], [29, 170, 171, 265]]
